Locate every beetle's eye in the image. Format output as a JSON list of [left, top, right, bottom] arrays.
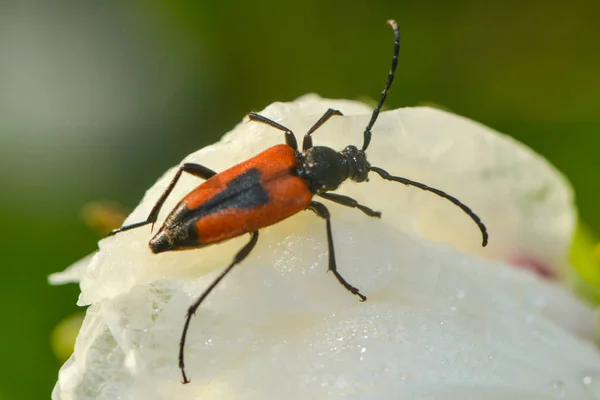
[[344, 145, 358, 155]]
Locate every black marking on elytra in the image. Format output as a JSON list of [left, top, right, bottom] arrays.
[[168, 168, 269, 227], [201, 167, 270, 213], [152, 168, 270, 251]]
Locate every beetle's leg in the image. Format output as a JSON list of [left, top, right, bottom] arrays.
[[318, 192, 381, 218], [107, 163, 217, 236], [308, 201, 366, 302], [247, 113, 298, 151], [302, 108, 343, 151], [179, 231, 259, 384]]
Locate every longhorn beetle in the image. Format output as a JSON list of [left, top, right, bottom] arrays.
[[107, 20, 488, 384]]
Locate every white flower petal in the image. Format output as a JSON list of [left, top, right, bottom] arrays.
[[52, 95, 598, 399]]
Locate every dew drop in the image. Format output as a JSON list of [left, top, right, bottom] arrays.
[[580, 373, 600, 396], [525, 312, 535, 324], [359, 346, 367, 361], [527, 292, 547, 310], [263, 279, 274, 287], [548, 380, 565, 398]]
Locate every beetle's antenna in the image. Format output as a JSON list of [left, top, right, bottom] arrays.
[[362, 20, 400, 152], [369, 166, 488, 247]]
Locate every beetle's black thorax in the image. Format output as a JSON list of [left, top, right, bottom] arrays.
[[296, 145, 370, 194]]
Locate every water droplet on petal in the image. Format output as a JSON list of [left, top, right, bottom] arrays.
[[548, 380, 565, 398]]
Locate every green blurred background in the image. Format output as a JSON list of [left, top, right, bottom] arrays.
[[1, 1, 599, 398]]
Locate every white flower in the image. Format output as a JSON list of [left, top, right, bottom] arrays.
[[52, 95, 600, 399]]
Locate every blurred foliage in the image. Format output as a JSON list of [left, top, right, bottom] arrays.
[[0, 1, 599, 399], [568, 223, 600, 305], [51, 312, 85, 363]]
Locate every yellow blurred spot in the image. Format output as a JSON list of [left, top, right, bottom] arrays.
[[567, 223, 600, 306], [593, 243, 600, 262], [51, 312, 85, 362], [81, 201, 128, 235]]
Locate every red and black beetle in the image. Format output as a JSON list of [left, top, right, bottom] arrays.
[[108, 20, 488, 383]]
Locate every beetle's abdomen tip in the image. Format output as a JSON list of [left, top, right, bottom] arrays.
[[149, 230, 174, 254]]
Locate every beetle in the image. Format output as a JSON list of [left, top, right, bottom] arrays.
[[107, 20, 488, 384]]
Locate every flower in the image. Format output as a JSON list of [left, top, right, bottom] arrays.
[[52, 95, 600, 399]]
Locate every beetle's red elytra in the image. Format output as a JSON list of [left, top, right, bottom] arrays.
[[107, 20, 488, 384], [149, 144, 311, 252]]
